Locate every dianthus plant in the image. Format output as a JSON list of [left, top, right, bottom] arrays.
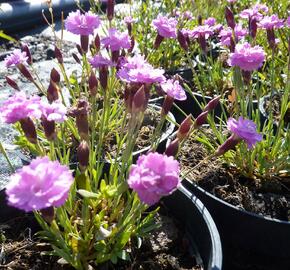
[[0, 7, 181, 270]]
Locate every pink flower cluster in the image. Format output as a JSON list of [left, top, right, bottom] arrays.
[[219, 25, 247, 46], [227, 117, 262, 148], [160, 79, 186, 101], [0, 92, 67, 124], [101, 28, 131, 52], [258, 14, 284, 30], [152, 15, 178, 38], [118, 54, 165, 84], [89, 55, 114, 68], [240, 4, 268, 21], [65, 10, 100, 35], [6, 156, 73, 212], [228, 42, 266, 71], [4, 49, 28, 68], [128, 152, 180, 205], [189, 25, 214, 39]]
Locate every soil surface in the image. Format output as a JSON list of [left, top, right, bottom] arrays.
[[0, 209, 202, 270], [178, 128, 290, 221]]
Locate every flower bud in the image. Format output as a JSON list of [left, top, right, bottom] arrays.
[[94, 34, 100, 52], [107, 0, 115, 21], [132, 85, 146, 114], [20, 117, 37, 144], [81, 35, 89, 53], [193, 111, 208, 129], [76, 44, 83, 56], [21, 43, 32, 65], [266, 28, 276, 50], [197, 15, 202, 25], [72, 53, 81, 64], [41, 117, 56, 141], [99, 66, 108, 90], [225, 6, 235, 29], [215, 133, 240, 156], [112, 50, 120, 63], [177, 115, 192, 140], [47, 81, 59, 103], [40, 206, 55, 223], [54, 46, 63, 64], [177, 30, 188, 51], [249, 18, 257, 40], [161, 95, 174, 116], [165, 138, 179, 157], [198, 35, 207, 54], [6, 76, 19, 91], [154, 34, 164, 49], [77, 140, 90, 172], [88, 71, 98, 96], [50, 68, 60, 84], [17, 64, 33, 82], [203, 95, 220, 112], [229, 36, 235, 52]]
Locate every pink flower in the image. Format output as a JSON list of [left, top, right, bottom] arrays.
[[4, 49, 28, 68], [219, 25, 248, 46], [228, 42, 266, 71], [124, 16, 136, 24], [258, 15, 284, 29], [182, 11, 193, 20], [287, 16, 290, 27], [160, 79, 186, 100], [204, 17, 216, 27], [240, 4, 268, 21], [227, 117, 262, 148], [0, 92, 41, 124], [65, 10, 100, 35], [152, 15, 178, 38], [89, 55, 114, 68], [101, 28, 131, 52], [6, 156, 73, 212], [40, 101, 67, 122], [128, 152, 180, 205], [118, 54, 165, 84], [189, 25, 214, 39]]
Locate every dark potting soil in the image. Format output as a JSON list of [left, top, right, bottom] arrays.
[[0, 209, 201, 270], [263, 93, 290, 125], [178, 129, 290, 221]]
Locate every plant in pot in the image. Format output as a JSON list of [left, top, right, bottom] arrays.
[[165, 5, 290, 270], [0, 4, 222, 270]]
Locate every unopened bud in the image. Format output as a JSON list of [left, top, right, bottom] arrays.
[[94, 34, 100, 52], [54, 46, 63, 64], [165, 138, 179, 157], [203, 96, 220, 112], [88, 72, 98, 96], [17, 64, 33, 82], [72, 99, 90, 141], [72, 53, 81, 64], [215, 134, 240, 156], [76, 44, 83, 56], [20, 117, 37, 144], [99, 66, 108, 90], [47, 81, 59, 103], [266, 28, 276, 50], [6, 76, 19, 91], [21, 43, 32, 65], [81, 35, 89, 53], [193, 111, 208, 129], [177, 30, 188, 51], [50, 68, 60, 83], [41, 117, 56, 141], [154, 34, 164, 49], [112, 50, 120, 63], [249, 18, 257, 39], [197, 15, 202, 25], [40, 207, 55, 223], [225, 7, 235, 29], [177, 115, 192, 140], [107, 0, 115, 21], [132, 85, 146, 114], [77, 140, 90, 172], [161, 95, 174, 116]]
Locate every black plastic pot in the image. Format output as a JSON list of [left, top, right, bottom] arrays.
[[182, 179, 290, 270], [0, 0, 124, 34], [163, 183, 222, 270]]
